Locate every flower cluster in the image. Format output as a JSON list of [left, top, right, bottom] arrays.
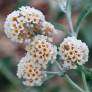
[[59, 37, 89, 69], [26, 35, 57, 69], [16, 34, 57, 86], [4, 6, 57, 86], [4, 5, 89, 87], [4, 6, 56, 43], [17, 54, 45, 86]]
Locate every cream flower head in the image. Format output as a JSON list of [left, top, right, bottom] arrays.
[[17, 54, 45, 86], [4, 6, 45, 43], [26, 35, 57, 69], [59, 37, 89, 69]]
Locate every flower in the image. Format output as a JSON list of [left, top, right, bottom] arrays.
[[42, 21, 56, 36], [26, 35, 57, 69], [59, 37, 89, 69], [4, 6, 45, 43], [17, 54, 45, 86]]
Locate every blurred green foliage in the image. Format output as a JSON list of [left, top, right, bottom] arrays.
[[15, 0, 29, 9]]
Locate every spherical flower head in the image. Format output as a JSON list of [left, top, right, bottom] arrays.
[[42, 21, 56, 36], [4, 6, 45, 43], [17, 54, 45, 86], [59, 37, 89, 69], [26, 35, 57, 69]]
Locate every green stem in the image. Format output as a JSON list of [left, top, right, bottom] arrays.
[[55, 61, 85, 92], [45, 71, 60, 75], [66, 13, 76, 37], [57, 0, 76, 36], [55, 61, 63, 71], [65, 74, 85, 92], [81, 70, 90, 92]]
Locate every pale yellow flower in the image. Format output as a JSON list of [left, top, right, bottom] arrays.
[[59, 37, 89, 69], [26, 35, 57, 69], [17, 54, 45, 86]]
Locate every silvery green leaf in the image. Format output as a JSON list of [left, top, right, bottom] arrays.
[[57, 0, 67, 12]]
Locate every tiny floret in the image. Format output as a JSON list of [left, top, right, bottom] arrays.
[[59, 37, 89, 69]]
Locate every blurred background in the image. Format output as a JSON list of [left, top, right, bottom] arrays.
[[0, 0, 92, 92]]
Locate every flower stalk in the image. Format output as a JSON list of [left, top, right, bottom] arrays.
[[81, 70, 90, 92], [65, 74, 85, 92], [55, 61, 85, 92], [65, 13, 76, 37], [45, 71, 60, 75]]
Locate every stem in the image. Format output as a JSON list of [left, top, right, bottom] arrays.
[[55, 61, 85, 92], [55, 61, 63, 71], [66, 13, 76, 37], [45, 71, 60, 75], [57, 0, 76, 37], [76, 25, 81, 37], [65, 74, 85, 92], [81, 70, 90, 92]]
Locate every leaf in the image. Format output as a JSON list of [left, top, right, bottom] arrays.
[[75, 5, 92, 35], [0, 60, 22, 89], [77, 65, 92, 81], [84, 68, 92, 81]]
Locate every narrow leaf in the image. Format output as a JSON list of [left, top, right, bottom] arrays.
[[0, 60, 21, 88], [75, 5, 92, 35]]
